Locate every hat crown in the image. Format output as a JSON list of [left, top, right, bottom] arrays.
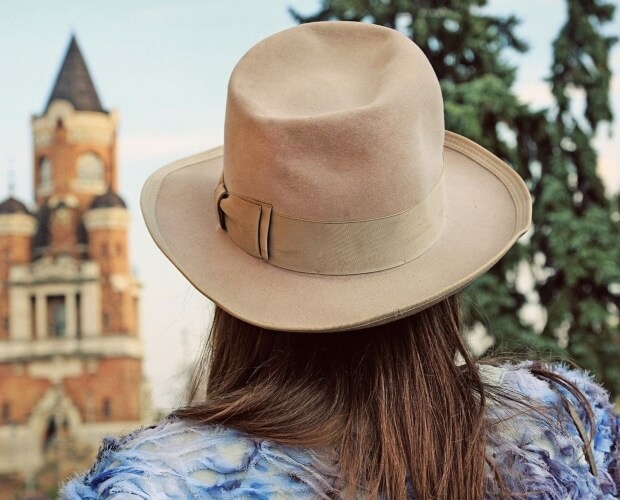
[[223, 22, 445, 222]]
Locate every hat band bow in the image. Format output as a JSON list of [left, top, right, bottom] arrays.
[[215, 174, 445, 276], [215, 178, 272, 260]]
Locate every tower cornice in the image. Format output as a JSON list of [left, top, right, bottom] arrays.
[[32, 101, 118, 149], [0, 213, 37, 237], [83, 207, 130, 231]]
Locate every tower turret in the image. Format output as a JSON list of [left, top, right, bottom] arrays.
[[0, 197, 36, 339], [84, 190, 138, 335]]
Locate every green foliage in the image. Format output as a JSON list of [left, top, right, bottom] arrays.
[[292, 0, 620, 395], [550, 0, 617, 128]]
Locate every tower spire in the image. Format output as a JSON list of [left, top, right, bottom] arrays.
[[5, 155, 15, 197], [8, 168, 14, 197], [43, 35, 105, 114]]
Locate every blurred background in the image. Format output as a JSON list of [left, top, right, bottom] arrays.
[[0, 0, 618, 497]]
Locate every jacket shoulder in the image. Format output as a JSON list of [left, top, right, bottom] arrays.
[[486, 362, 619, 498], [60, 418, 337, 499]]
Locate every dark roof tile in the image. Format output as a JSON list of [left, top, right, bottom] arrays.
[[44, 35, 105, 114], [90, 189, 127, 210], [0, 197, 31, 215]]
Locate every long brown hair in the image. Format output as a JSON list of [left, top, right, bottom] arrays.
[[174, 295, 594, 499]]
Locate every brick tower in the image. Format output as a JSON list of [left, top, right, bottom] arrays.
[[0, 36, 150, 486]]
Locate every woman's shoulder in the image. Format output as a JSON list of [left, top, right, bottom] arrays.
[[60, 417, 338, 499], [60, 363, 618, 499], [484, 361, 620, 498]]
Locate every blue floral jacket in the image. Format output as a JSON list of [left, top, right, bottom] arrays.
[[61, 363, 619, 499]]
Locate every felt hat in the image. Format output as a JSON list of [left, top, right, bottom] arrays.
[[141, 21, 531, 332]]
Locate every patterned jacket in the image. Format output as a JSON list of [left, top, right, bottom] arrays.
[[61, 363, 620, 499]]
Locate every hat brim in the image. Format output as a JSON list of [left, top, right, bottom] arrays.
[[141, 131, 531, 332]]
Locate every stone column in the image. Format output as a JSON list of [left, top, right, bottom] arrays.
[[65, 292, 77, 338], [80, 263, 101, 337], [8, 286, 31, 341]]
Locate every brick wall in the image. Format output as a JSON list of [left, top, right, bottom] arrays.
[[62, 358, 142, 422], [0, 235, 32, 339], [0, 364, 52, 425], [87, 227, 136, 335], [88, 228, 128, 276], [34, 123, 115, 211]]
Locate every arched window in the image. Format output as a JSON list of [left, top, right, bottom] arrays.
[[102, 398, 112, 418], [77, 153, 104, 183], [44, 416, 57, 450], [47, 295, 66, 338], [2, 402, 10, 423], [40, 157, 52, 186]]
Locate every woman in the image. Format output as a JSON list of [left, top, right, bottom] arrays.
[[62, 22, 619, 499]]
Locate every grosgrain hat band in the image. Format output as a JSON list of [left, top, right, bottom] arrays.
[[215, 173, 446, 275]]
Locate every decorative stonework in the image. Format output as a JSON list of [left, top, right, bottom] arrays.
[[0, 336, 143, 363], [48, 193, 79, 209], [10, 256, 99, 284], [83, 207, 130, 230], [0, 214, 37, 236], [70, 178, 107, 195], [32, 101, 118, 149], [28, 357, 84, 382]]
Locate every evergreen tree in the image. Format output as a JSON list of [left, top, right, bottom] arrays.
[[533, 0, 619, 391], [291, 0, 620, 395]]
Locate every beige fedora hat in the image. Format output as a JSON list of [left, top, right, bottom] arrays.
[[141, 21, 531, 332]]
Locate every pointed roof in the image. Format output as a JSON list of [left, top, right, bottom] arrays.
[[0, 196, 30, 215], [44, 35, 106, 114], [90, 188, 127, 210]]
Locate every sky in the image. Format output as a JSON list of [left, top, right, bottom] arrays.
[[1, 0, 619, 410]]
